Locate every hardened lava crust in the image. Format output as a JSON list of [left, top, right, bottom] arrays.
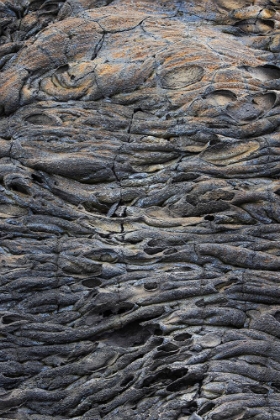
[[0, 0, 280, 419]]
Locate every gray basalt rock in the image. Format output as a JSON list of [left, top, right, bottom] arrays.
[[0, 0, 280, 419]]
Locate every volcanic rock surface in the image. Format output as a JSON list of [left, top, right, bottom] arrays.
[[0, 0, 280, 418]]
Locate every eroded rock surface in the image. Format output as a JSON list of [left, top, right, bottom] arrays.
[[0, 0, 280, 419]]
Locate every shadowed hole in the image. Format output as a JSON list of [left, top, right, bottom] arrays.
[[157, 343, 179, 353], [144, 282, 158, 291], [198, 402, 215, 415], [3, 372, 22, 378], [142, 367, 189, 388], [10, 183, 30, 196], [260, 19, 275, 30], [272, 382, 280, 391], [117, 302, 134, 315], [154, 328, 163, 336], [170, 266, 193, 272], [29, 0, 60, 12], [249, 385, 268, 394], [274, 311, 280, 322], [167, 370, 204, 392], [167, 376, 199, 392], [101, 309, 113, 317], [82, 278, 102, 288], [181, 401, 198, 414], [204, 214, 214, 221], [56, 64, 69, 73], [44, 4, 58, 11], [174, 332, 192, 341], [144, 247, 164, 255], [31, 173, 44, 184], [209, 137, 220, 146], [235, 19, 274, 33], [97, 320, 152, 347], [2, 315, 23, 325]]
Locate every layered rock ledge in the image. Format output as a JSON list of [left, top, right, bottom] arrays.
[[0, 0, 280, 419]]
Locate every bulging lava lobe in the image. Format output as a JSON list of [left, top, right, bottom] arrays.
[[0, 0, 280, 419]]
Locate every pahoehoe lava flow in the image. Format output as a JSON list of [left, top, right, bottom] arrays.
[[0, 0, 280, 419]]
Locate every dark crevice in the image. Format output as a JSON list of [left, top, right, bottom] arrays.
[[10, 183, 30, 195], [204, 214, 215, 221], [142, 367, 189, 388], [31, 173, 44, 184]]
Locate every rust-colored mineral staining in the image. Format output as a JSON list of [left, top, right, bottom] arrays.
[[0, 1, 280, 419]]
